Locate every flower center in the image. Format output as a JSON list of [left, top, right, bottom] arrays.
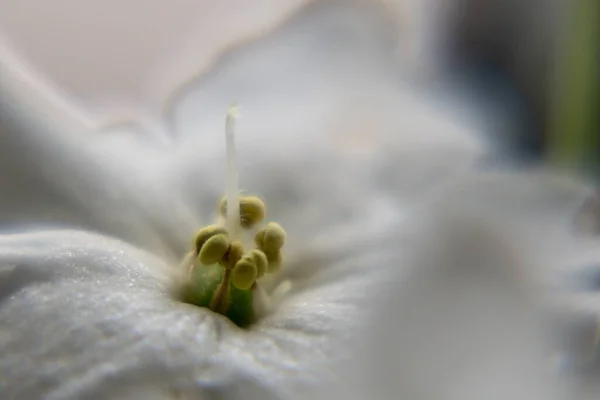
[[178, 106, 287, 327]]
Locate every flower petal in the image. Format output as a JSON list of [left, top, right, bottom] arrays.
[[353, 212, 559, 400], [333, 169, 600, 399], [0, 54, 205, 259], [0, 229, 385, 399], [1, 2, 488, 263], [164, 2, 489, 264]]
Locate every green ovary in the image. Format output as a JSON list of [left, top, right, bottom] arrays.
[[181, 263, 255, 328]]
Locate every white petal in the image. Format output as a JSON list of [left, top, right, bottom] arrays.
[[165, 3, 488, 264], [0, 51, 202, 259], [0, 229, 384, 399], [343, 210, 559, 400], [0, 0, 313, 117], [1, 2, 488, 263], [0, 170, 597, 399], [332, 169, 600, 399]]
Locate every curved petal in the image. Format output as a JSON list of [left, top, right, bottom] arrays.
[[335, 170, 600, 399], [1, 2, 489, 263], [0, 63, 199, 260], [419, 169, 598, 281], [163, 1, 488, 264], [0, 229, 386, 399], [1, 169, 597, 399], [352, 212, 559, 400], [0, 0, 314, 117]]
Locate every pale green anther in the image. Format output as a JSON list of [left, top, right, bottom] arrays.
[[249, 249, 268, 278], [195, 225, 227, 254], [265, 250, 282, 274], [232, 257, 258, 290], [255, 222, 286, 253], [220, 195, 266, 229], [254, 229, 266, 249], [198, 234, 230, 265]]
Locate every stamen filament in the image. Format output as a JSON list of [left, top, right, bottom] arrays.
[[210, 268, 232, 314]]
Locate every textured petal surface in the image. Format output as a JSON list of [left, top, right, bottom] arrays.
[[1, 171, 598, 399], [0, 229, 389, 399]]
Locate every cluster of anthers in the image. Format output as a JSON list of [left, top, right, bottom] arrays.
[[180, 105, 287, 327], [193, 199, 286, 313]]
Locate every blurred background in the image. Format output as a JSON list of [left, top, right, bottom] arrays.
[[1, 0, 598, 170]]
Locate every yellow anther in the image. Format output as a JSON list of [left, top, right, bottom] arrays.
[[265, 250, 282, 274], [198, 234, 230, 265], [255, 222, 286, 253], [220, 196, 266, 229], [232, 257, 258, 290], [249, 249, 268, 278], [254, 229, 266, 249], [195, 225, 227, 254], [222, 240, 245, 269]]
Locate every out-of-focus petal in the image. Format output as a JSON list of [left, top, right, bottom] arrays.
[[343, 208, 559, 400], [1, 1, 489, 263], [0, 0, 315, 117]]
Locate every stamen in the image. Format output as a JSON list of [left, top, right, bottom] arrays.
[[194, 225, 228, 254], [220, 195, 266, 228], [249, 249, 268, 279], [232, 257, 258, 290], [256, 222, 286, 252], [198, 234, 230, 265], [181, 105, 289, 327]]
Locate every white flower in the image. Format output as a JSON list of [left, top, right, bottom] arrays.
[[0, 20, 487, 398], [1, 3, 597, 399]]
